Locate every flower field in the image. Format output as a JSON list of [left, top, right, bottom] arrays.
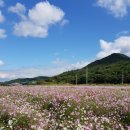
[[0, 86, 130, 130]]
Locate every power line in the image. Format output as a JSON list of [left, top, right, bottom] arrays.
[[76, 70, 77, 85]]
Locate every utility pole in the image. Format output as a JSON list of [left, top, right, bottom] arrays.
[[122, 71, 124, 85], [86, 67, 88, 84], [76, 70, 78, 85]]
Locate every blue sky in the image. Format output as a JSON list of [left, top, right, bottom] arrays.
[[0, 0, 130, 81]]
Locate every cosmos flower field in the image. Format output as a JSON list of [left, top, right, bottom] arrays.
[[0, 86, 130, 130]]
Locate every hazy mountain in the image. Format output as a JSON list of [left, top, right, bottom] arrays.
[[2, 76, 49, 85]]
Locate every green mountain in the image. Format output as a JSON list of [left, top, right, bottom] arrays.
[[88, 53, 130, 67], [2, 53, 130, 85], [52, 53, 130, 84]]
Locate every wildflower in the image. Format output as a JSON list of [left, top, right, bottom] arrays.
[[127, 126, 130, 130]]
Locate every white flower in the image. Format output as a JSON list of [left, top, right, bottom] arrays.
[[8, 120, 13, 125], [0, 127, 5, 130]]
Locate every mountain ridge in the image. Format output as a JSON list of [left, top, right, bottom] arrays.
[[2, 53, 130, 85], [52, 53, 130, 84], [87, 53, 130, 67]]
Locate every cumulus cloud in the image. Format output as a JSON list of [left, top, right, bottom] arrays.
[[0, 61, 89, 81], [0, 10, 4, 23], [0, 29, 7, 39], [0, 60, 4, 66], [0, 0, 5, 22], [8, 3, 26, 20], [14, 21, 48, 38], [97, 36, 130, 59], [9, 1, 65, 38], [0, 0, 6, 38], [0, 72, 9, 79], [96, 0, 130, 18], [28, 2, 64, 26], [0, 0, 5, 23], [0, 0, 4, 7], [116, 30, 129, 37], [8, 3, 26, 14]]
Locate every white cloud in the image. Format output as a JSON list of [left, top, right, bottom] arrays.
[[0, 60, 4, 66], [0, 61, 89, 81], [8, 3, 26, 20], [70, 61, 89, 69], [0, 1, 6, 38], [0, 0, 4, 22], [96, 0, 130, 18], [97, 36, 130, 59], [52, 58, 68, 66], [116, 30, 129, 37], [52, 58, 89, 69], [0, 72, 9, 79], [60, 19, 69, 26], [0, 0, 4, 7], [9, 1, 66, 38], [0, 29, 7, 39], [8, 3, 26, 14], [0, 10, 4, 23], [28, 2, 64, 26], [14, 21, 48, 38]]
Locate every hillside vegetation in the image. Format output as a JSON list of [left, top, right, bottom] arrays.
[[2, 53, 130, 85], [52, 53, 130, 84]]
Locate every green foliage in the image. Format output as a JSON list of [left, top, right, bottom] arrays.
[[0, 109, 31, 130], [0, 111, 10, 127], [51, 53, 130, 84], [2, 53, 130, 85], [41, 102, 54, 110], [121, 112, 130, 126], [26, 95, 43, 105], [12, 114, 31, 129]]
